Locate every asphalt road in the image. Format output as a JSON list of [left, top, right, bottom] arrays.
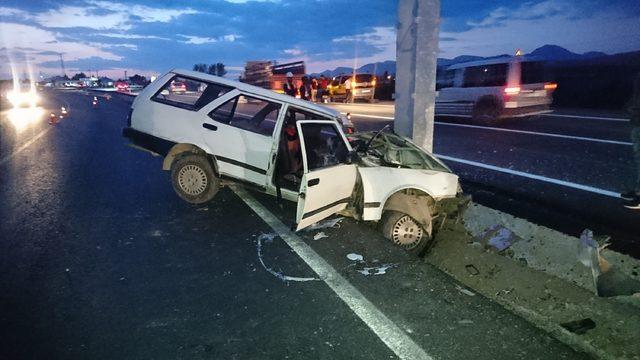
[[328, 102, 640, 258], [0, 90, 589, 359]]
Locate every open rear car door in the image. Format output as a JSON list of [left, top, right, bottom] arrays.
[[295, 120, 357, 231]]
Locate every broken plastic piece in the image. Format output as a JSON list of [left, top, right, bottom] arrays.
[[455, 285, 475, 296], [313, 232, 329, 241], [577, 229, 602, 295], [488, 227, 514, 251], [305, 217, 343, 232], [347, 253, 363, 262], [356, 264, 397, 276], [561, 318, 596, 335]]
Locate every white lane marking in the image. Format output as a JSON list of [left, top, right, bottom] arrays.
[[344, 113, 632, 146], [231, 186, 433, 360], [346, 113, 394, 120], [435, 154, 621, 198], [541, 113, 629, 122], [0, 127, 52, 167], [435, 122, 632, 146]]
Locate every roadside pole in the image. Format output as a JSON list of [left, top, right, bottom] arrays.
[[394, 0, 440, 152]]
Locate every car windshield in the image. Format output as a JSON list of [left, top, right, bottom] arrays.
[[354, 74, 374, 82], [351, 131, 451, 172]]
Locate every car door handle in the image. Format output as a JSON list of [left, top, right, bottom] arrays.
[[202, 123, 218, 131], [308, 178, 320, 187]]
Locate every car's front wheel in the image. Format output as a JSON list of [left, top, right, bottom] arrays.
[[380, 210, 433, 256], [170, 154, 220, 204]]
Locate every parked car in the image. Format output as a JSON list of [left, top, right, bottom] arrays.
[[123, 69, 467, 254], [328, 74, 377, 103], [115, 81, 130, 93], [436, 56, 557, 123], [170, 81, 187, 93]]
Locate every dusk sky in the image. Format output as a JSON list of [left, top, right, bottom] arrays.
[[0, 0, 639, 79]]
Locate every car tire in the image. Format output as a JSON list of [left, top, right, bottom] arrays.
[[170, 154, 220, 204], [472, 95, 503, 125], [379, 210, 433, 256]]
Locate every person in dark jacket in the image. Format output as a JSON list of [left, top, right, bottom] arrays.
[[623, 73, 640, 209]]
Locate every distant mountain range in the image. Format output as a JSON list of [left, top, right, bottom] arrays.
[[311, 44, 621, 77]]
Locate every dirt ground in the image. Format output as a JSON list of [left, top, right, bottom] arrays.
[[425, 203, 640, 360]]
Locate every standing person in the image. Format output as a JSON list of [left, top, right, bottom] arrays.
[[318, 75, 328, 102], [311, 77, 318, 102], [344, 76, 352, 103], [299, 76, 308, 100], [283, 72, 297, 97], [623, 73, 640, 209]]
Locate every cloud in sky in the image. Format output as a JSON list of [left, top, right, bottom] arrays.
[[94, 33, 171, 41], [439, 0, 640, 58], [178, 34, 241, 45], [28, 2, 198, 30], [0, 0, 639, 79]]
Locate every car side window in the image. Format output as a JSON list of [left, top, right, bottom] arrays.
[[208, 95, 281, 137], [286, 107, 331, 123], [152, 75, 231, 111], [299, 122, 349, 171]]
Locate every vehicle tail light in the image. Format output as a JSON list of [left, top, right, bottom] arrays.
[[504, 86, 520, 95], [544, 83, 558, 90]]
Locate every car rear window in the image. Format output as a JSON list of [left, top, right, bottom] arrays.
[[521, 61, 546, 84], [152, 75, 231, 111], [355, 74, 374, 82], [462, 64, 508, 87]]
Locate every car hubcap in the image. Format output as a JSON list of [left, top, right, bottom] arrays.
[[178, 164, 207, 196], [392, 215, 423, 250]]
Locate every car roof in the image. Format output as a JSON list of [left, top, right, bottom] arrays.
[[446, 55, 543, 70], [170, 68, 341, 118]]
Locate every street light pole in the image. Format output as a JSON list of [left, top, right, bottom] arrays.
[[394, 0, 441, 152]]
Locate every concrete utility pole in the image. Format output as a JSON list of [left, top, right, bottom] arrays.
[[59, 53, 66, 77], [394, 0, 440, 152]]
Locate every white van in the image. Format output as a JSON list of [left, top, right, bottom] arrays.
[[436, 56, 557, 122], [123, 69, 468, 254]]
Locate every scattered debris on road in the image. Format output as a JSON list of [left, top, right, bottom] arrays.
[[346, 253, 364, 261], [356, 263, 398, 276], [306, 217, 343, 232], [345, 252, 397, 276], [475, 224, 521, 253], [455, 285, 476, 296], [313, 232, 329, 241], [577, 229, 640, 297], [256, 233, 319, 283]]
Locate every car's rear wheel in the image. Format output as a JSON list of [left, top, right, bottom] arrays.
[[472, 95, 503, 124], [171, 154, 219, 204], [380, 210, 433, 256]]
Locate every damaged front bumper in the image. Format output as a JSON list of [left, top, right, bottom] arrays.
[[434, 193, 472, 228]]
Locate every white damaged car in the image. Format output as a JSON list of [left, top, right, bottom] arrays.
[[123, 69, 469, 254]]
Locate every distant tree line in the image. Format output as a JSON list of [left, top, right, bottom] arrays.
[[193, 63, 227, 77]]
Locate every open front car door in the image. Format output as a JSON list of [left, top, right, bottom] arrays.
[[295, 120, 357, 231]]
